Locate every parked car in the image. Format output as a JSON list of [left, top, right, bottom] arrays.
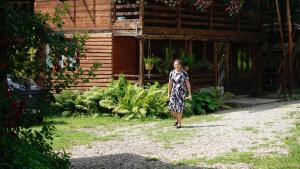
[[6, 74, 44, 126]]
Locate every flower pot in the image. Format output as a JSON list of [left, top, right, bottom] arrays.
[[145, 63, 154, 71]]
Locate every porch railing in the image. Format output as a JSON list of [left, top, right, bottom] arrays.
[[111, 1, 261, 32]]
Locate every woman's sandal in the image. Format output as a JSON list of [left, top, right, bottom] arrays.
[[176, 124, 182, 129]]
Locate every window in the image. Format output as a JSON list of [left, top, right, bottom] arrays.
[[45, 44, 79, 71], [236, 48, 252, 73]]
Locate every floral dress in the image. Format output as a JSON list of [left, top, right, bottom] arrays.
[[168, 69, 189, 113]]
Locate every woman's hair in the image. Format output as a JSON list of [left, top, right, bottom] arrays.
[[173, 59, 183, 66]]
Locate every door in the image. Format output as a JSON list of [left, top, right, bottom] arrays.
[[229, 44, 254, 94]]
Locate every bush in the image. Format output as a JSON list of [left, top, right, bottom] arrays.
[[75, 87, 104, 114], [50, 76, 224, 119], [99, 76, 169, 119], [51, 90, 80, 116], [0, 125, 70, 169], [191, 88, 223, 114]]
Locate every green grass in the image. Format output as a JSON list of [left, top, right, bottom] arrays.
[[146, 128, 194, 148], [51, 130, 120, 150], [154, 114, 222, 128], [31, 116, 147, 150], [243, 127, 259, 134], [31, 114, 222, 150]]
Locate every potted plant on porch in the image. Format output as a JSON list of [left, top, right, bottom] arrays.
[[144, 54, 160, 78], [178, 49, 195, 71]]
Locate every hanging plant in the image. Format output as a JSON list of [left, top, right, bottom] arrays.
[[155, 0, 180, 7], [193, 0, 213, 12], [225, 0, 244, 16], [144, 55, 160, 78]]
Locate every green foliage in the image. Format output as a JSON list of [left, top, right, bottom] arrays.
[[74, 87, 104, 114], [174, 86, 223, 117], [194, 57, 213, 71], [144, 55, 161, 65], [51, 76, 223, 119], [191, 88, 223, 115], [178, 49, 195, 67], [52, 90, 80, 115], [99, 76, 169, 119], [178, 49, 213, 71], [158, 48, 175, 74], [0, 1, 99, 168], [0, 125, 69, 169]]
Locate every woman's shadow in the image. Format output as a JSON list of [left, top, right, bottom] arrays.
[[71, 153, 216, 169]]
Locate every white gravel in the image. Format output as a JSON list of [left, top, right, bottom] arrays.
[[70, 101, 300, 169]]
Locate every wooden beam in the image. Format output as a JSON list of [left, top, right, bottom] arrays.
[[286, 0, 293, 95], [143, 30, 267, 42], [139, 0, 144, 30], [138, 38, 145, 86], [275, 0, 286, 58], [225, 42, 230, 91], [214, 42, 218, 86]]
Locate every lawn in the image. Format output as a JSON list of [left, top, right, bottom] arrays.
[[32, 114, 221, 150]]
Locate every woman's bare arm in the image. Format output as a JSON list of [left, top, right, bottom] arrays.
[[168, 79, 172, 98], [185, 79, 192, 100]]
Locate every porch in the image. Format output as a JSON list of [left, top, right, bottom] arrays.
[[112, 37, 261, 95]]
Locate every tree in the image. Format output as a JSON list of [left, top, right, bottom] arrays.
[[0, 1, 99, 168]]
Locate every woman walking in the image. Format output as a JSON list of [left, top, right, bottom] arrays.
[[168, 59, 192, 129]]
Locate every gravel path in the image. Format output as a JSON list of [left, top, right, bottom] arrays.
[[70, 101, 300, 169]]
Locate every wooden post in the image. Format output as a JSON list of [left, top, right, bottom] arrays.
[[275, 0, 287, 97], [112, 1, 116, 23], [177, 0, 181, 32], [275, 0, 285, 58], [138, 38, 145, 86], [286, 0, 293, 95], [139, 0, 145, 31], [225, 42, 230, 91], [187, 40, 193, 56], [214, 42, 218, 86]]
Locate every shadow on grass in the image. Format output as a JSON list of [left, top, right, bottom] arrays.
[[44, 120, 68, 125], [71, 153, 215, 169]]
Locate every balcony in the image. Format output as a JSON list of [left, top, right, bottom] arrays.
[[111, 1, 263, 40]]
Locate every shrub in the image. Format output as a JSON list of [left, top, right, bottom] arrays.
[[51, 90, 80, 116], [191, 88, 223, 114], [100, 76, 169, 119], [75, 87, 104, 114], [50, 76, 224, 119], [0, 125, 70, 169]]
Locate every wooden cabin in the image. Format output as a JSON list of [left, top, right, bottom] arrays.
[[34, 0, 273, 95]]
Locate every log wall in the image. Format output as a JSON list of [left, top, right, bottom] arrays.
[[35, 0, 111, 30], [69, 33, 113, 90]]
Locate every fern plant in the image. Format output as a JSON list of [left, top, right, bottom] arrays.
[[99, 76, 169, 119], [75, 87, 104, 114]]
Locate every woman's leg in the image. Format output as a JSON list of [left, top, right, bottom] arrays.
[[171, 111, 178, 123], [177, 112, 183, 125]]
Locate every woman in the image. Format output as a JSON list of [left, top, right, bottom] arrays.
[[168, 59, 192, 129]]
